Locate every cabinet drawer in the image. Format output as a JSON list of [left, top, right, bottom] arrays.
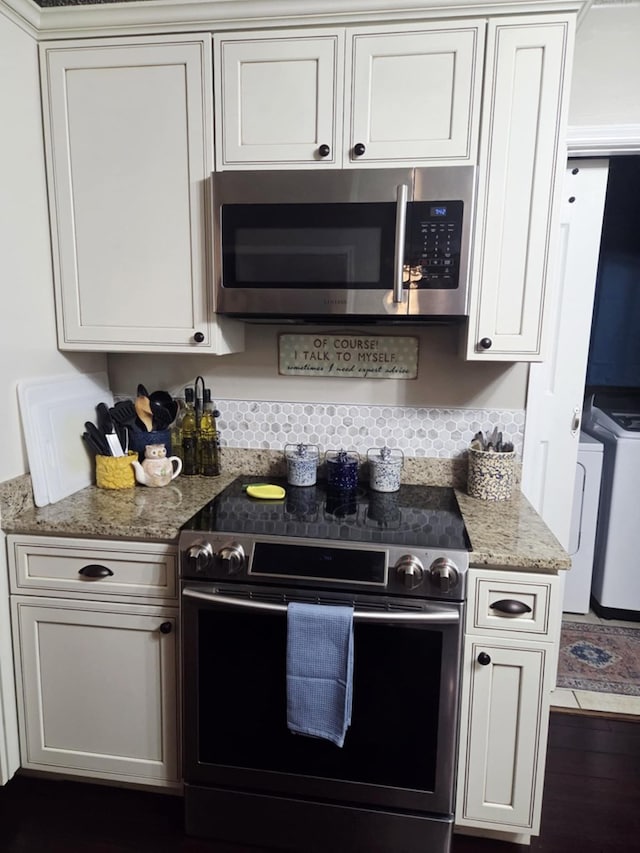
[[467, 569, 561, 639], [8, 536, 177, 602]]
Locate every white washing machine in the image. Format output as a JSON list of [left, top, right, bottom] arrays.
[[582, 392, 640, 620], [566, 432, 603, 614]]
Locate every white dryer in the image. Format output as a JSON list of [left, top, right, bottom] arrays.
[[582, 392, 640, 620], [566, 432, 603, 614]]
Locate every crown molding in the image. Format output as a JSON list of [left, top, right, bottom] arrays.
[[23, 0, 587, 40], [567, 123, 640, 155], [0, 0, 40, 37]]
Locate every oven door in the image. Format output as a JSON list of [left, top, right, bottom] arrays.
[[182, 582, 463, 816]]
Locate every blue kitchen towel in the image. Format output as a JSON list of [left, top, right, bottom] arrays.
[[286, 602, 354, 748]]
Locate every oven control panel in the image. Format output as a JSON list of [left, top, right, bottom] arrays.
[[180, 531, 469, 601]]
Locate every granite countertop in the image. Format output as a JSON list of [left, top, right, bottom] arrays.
[[1, 450, 570, 572], [454, 489, 570, 571]]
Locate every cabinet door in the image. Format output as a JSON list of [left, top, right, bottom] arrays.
[[11, 597, 179, 786], [347, 22, 484, 165], [214, 30, 344, 168], [465, 16, 575, 360], [42, 36, 243, 354], [456, 637, 553, 833]]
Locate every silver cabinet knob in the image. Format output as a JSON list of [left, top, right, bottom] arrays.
[[429, 557, 459, 593], [394, 555, 425, 590]]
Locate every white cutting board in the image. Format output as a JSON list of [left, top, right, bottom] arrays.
[[18, 372, 113, 507]]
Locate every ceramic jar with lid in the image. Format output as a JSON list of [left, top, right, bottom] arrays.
[[325, 449, 359, 491], [285, 443, 319, 487], [367, 446, 404, 493]]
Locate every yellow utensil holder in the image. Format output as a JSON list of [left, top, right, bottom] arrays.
[[95, 452, 137, 490]]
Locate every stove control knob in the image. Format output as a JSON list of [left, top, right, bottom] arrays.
[[186, 542, 214, 574], [394, 555, 425, 590], [217, 543, 245, 576], [429, 558, 459, 593]]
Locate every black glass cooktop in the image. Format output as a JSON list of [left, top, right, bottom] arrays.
[[183, 476, 470, 551]]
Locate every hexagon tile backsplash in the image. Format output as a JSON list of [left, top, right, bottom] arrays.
[[215, 401, 525, 459]]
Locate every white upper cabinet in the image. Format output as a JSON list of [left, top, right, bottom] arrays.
[[214, 30, 344, 167], [464, 15, 575, 361], [41, 35, 244, 354], [347, 23, 484, 165], [214, 22, 485, 169]]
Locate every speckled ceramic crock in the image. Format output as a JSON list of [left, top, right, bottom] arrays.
[[467, 448, 515, 501], [367, 446, 403, 493]]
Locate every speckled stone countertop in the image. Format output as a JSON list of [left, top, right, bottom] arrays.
[[1, 449, 569, 571]]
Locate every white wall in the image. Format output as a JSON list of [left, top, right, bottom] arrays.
[[108, 324, 528, 409], [0, 9, 105, 484], [570, 1, 640, 129]]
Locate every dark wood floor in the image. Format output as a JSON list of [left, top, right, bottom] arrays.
[[0, 711, 638, 853]]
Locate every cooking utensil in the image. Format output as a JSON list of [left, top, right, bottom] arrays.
[[149, 390, 178, 431], [109, 399, 137, 426], [135, 385, 153, 432], [96, 402, 125, 456], [84, 421, 110, 456], [470, 429, 511, 453], [82, 431, 105, 456], [115, 423, 129, 454]]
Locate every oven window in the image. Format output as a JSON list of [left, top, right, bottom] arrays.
[[221, 203, 396, 289], [195, 607, 442, 792]]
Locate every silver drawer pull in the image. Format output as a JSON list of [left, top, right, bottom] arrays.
[[78, 564, 114, 580], [490, 599, 532, 615], [182, 587, 459, 625]]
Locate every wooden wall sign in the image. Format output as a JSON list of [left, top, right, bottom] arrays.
[[278, 334, 419, 379]]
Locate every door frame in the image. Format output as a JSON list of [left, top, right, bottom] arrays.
[[523, 130, 640, 545]]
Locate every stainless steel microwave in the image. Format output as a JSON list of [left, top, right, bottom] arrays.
[[212, 167, 476, 323]]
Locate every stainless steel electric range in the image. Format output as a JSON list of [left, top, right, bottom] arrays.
[[179, 476, 471, 853]]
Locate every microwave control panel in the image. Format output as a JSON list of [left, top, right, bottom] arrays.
[[404, 200, 463, 289]]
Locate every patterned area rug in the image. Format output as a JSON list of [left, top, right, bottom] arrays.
[[557, 621, 640, 696]]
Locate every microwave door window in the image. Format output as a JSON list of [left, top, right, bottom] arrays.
[[222, 203, 396, 289], [236, 228, 378, 286]]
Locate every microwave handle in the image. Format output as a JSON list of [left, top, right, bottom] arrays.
[[393, 183, 409, 304]]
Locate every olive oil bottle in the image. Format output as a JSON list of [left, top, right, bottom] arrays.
[[198, 388, 220, 476], [180, 387, 198, 476]]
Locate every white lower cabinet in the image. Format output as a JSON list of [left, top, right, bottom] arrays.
[[455, 569, 562, 838], [7, 536, 180, 788]]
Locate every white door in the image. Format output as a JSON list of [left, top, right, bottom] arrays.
[[12, 597, 179, 785], [214, 30, 344, 168], [521, 160, 609, 547], [0, 534, 20, 786], [347, 22, 484, 165], [456, 637, 552, 832]]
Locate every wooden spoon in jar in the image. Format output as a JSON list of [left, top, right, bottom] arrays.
[[135, 386, 153, 432]]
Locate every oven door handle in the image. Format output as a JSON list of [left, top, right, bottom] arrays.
[[182, 587, 460, 624]]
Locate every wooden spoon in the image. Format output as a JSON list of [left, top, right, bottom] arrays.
[[134, 393, 153, 432]]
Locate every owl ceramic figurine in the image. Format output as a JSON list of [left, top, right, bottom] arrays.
[[131, 443, 182, 488]]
